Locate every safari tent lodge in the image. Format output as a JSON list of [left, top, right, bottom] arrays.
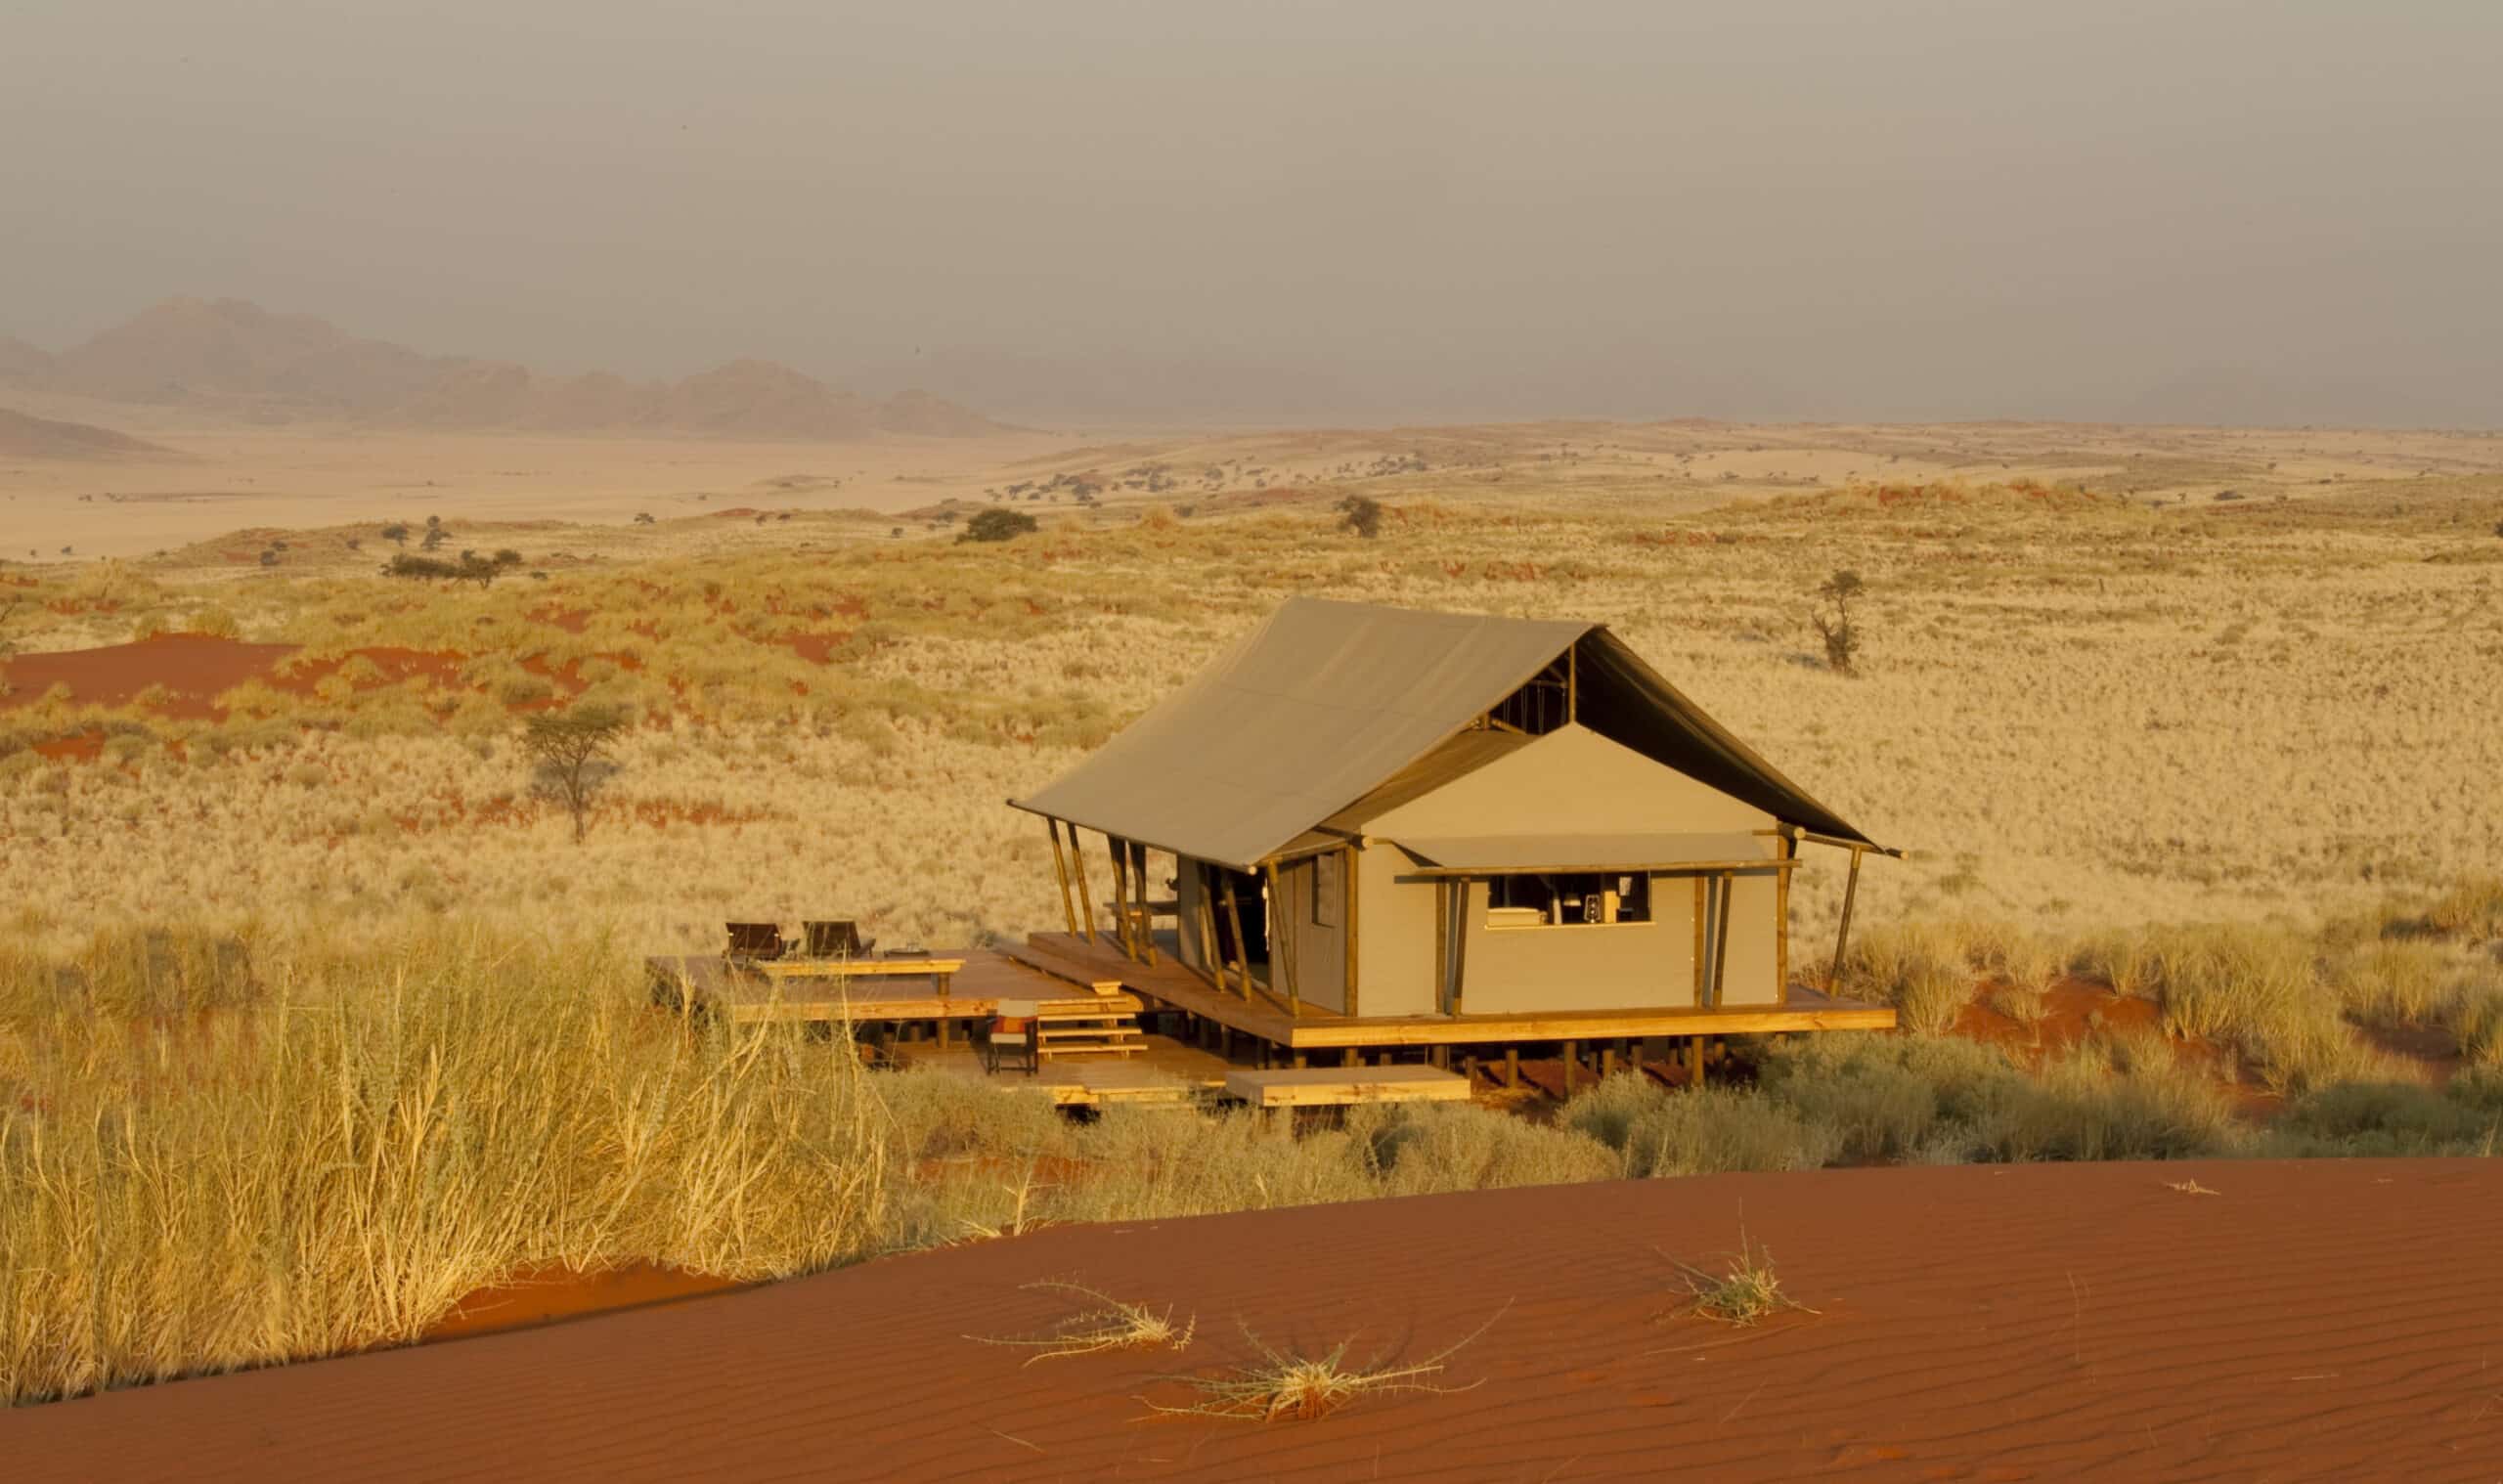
[[1009, 596, 1897, 1080]]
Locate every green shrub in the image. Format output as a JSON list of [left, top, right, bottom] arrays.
[[1566, 1077, 1842, 1176], [958, 508, 1038, 544]]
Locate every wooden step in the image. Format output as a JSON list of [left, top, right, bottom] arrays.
[[1037, 1042, 1147, 1061], [1035, 1026, 1143, 1041]]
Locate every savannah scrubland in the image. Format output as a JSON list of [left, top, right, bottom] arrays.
[[5, 422, 2503, 1405]]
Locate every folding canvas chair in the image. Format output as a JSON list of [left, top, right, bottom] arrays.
[[981, 998, 1039, 1076], [802, 919, 874, 959], [724, 922, 787, 962]]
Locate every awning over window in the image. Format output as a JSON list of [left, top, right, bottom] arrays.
[[1388, 831, 1781, 874]]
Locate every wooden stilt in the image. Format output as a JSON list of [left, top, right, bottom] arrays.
[[1686, 1036, 1703, 1088], [1561, 1038, 1579, 1095], [1504, 1047, 1520, 1089]]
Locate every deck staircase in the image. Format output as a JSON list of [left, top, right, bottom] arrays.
[[1007, 935, 1144, 1061]]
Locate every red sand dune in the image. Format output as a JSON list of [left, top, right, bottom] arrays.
[[0, 633, 599, 726], [10, 1158, 2503, 1481]]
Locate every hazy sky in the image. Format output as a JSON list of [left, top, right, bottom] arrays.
[[6, 1, 2499, 425]]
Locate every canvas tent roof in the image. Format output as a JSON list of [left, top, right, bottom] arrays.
[[1011, 596, 1879, 868]]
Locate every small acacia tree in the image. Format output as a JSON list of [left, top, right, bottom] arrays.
[[520, 703, 630, 843], [960, 507, 1039, 544], [1811, 569, 1866, 676], [1338, 494, 1384, 538]]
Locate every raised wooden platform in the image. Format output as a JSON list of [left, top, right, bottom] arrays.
[[1026, 932, 1898, 1050], [1224, 1065, 1474, 1108]]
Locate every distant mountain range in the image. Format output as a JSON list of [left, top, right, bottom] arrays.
[[0, 299, 1007, 439]]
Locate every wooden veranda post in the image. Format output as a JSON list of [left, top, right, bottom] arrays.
[[1045, 816, 1078, 935], [1827, 844, 1867, 995], [1193, 864, 1224, 989], [1131, 841, 1157, 965], [1262, 859, 1300, 1016], [1707, 871, 1735, 1009], [1218, 870, 1252, 1002], [1067, 821, 1097, 944], [1341, 844, 1360, 1018], [1106, 834, 1134, 961], [1776, 833, 1794, 1004]]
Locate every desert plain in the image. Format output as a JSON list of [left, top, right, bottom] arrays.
[[5, 397, 2503, 1479]]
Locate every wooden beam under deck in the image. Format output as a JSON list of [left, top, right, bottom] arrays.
[[1025, 932, 1895, 1051]]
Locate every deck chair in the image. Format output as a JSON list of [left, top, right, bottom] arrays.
[[980, 997, 1039, 1076], [801, 919, 873, 959], [724, 922, 787, 961]]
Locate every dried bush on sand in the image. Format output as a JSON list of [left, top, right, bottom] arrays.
[[974, 1282, 1194, 1365]]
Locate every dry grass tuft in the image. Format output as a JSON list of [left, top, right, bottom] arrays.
[[1666, 1229, 1817, 1328], [974, 1281, 1194, 1365], [1146, 1311, 1499, 1422]]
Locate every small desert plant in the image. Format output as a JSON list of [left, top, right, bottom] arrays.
[[1337, 494, 1384, 539], [974, 1281, 1194, 1364], [1148, 1312, 1495, 1422], [1667, 1230, 1815, 1327], [1810, 568, 1864, 676], [959, 507, 1038, 544]]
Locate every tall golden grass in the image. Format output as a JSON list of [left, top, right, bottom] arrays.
[[5, 908, 2499, 1407]]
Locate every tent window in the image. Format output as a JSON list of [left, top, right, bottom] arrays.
[[1485, 872, 1650, 927]]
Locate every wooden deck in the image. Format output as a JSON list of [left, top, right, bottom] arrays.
[[1026, 931, 1897, 1050], [645, 951, 1141, 1026]]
